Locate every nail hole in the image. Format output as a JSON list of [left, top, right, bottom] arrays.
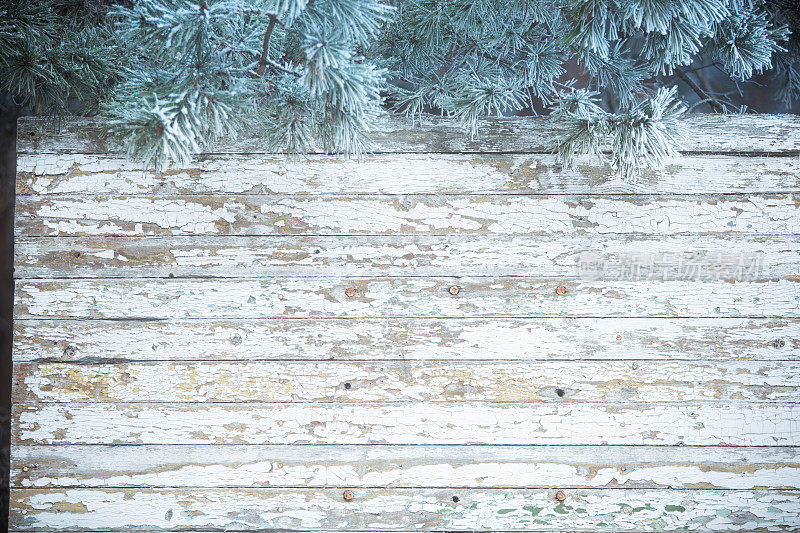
[[72, 251, 81, 258], [452, 496, 459, 503], [555, 388, 565, 397], [168, 273, 174, 278], [344, 382, 351, 390], [29, 131, 35, 136]]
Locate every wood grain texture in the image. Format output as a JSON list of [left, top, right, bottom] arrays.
[[13, 402, 800, 445], [12, 114, 800, 533], [14, 317, 797, 362], [16, 153, 800, 196], [12, 445, 800, 489], [17, 114, 800, 154], [10, 487, 800, 531], [14, 234, 790, 279], [16, 194, 800, 237], [12, 360, 800, 403], [14, 278, 800, 319]]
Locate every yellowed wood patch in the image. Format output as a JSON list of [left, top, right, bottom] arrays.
[[12, 360, 800, 403]]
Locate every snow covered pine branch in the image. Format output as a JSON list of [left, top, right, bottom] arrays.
[[3, 0, 796, 176]]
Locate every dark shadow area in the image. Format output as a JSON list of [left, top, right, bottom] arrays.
[[0, 99, 18, 533]]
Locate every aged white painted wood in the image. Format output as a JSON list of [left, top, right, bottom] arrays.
[[14, 234, 795, 279], [12, 445, 800, 489], [10, 487, 800, 531], [17, 114, 800, 154], [14, 402, 800, 446], [12, 360, 800, 403], [14, 317, 797, 362], [16, 153, 800, 195], [11, 116, 800, 533], [16, 193, 800, 236], [15, 278, 800, 319]]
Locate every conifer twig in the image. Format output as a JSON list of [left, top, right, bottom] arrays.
[[256, 15, 278, 77], [675, 68, 725, 113]]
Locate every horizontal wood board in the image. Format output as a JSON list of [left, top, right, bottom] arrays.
[[11, 115, 800, 532]]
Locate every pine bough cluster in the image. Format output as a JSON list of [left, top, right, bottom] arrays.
[[379, 0, 792, 176], [1, 0, 797, 176]]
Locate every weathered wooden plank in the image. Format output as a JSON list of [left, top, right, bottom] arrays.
[[13, 402, 800, 445], [14, 234, 790, 279], [16, 194, 800, 237], [12, 445, 800, 489], [14, 317, 797, 362], [10, 487, 800, 531], [16, 153, 800, 196], [17, 114, 800, 154], [14, 278, 800, 319], [12, 360, 800, 403]]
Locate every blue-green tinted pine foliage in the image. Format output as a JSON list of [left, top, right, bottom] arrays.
[[1, 0, 798, 176]]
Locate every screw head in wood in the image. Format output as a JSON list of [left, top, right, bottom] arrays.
[[342, 490, 354, 501], [555, 491, 566, 502], [345, 287, 357, 298], [448, 285, 460, 295], [555, 285, 567, 295], [774, 338, 786, 349]]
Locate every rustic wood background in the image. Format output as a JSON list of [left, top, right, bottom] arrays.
[[9, 114, 800, 531]]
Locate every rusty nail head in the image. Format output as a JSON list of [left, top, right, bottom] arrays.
[[342, 490, 354, 501], [345, 287, 357, 298], [616, 334, 622, 340], [449, 285, 460, 295], [555, 491, 566, 502], [556, 285, 567, 295]]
